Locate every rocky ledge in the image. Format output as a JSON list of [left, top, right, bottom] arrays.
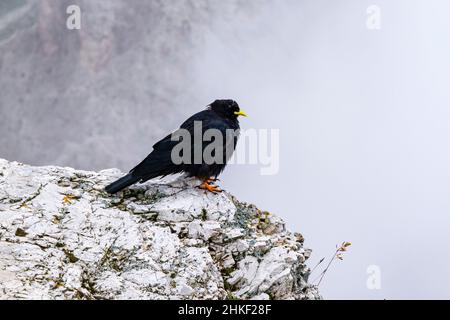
[[0, 159, 320, 300]]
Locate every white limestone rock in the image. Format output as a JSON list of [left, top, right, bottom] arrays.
[[0, 159, 320, 300]]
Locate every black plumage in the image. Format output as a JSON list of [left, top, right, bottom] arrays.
[[105, 100, 247, 194]]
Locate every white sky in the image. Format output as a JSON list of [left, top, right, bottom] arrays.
[[189, 0, 450, 299]]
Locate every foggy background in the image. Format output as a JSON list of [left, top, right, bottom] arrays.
[[1, 0, 449, 299]]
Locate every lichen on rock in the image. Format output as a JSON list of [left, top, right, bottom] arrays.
[[0, 158, 320, 300]]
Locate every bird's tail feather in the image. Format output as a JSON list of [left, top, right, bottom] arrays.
[[105, 174, 140, 194]]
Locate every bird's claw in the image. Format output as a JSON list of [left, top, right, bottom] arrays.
[[199, 180, 222, 194]]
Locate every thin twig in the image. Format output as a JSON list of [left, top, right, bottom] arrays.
[[314, 242, 351, 287], [310, 257, 325, 275]]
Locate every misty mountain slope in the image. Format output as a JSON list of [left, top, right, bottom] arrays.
[[0, 0, 267, 170]]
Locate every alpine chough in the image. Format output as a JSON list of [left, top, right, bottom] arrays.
[[105, 100, 247, 194]]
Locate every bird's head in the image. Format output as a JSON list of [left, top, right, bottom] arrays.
[[209, 100, 248, 120]]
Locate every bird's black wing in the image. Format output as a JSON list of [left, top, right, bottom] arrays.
[[180, 112, 240, 178], [130, 110, 235, 181]]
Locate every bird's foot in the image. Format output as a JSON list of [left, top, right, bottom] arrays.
[[198, 179, 222, 194]]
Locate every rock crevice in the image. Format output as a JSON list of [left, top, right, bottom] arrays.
[[0, 159, 320, 300]]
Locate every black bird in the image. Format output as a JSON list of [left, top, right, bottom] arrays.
[[105, 100, 247, 194]]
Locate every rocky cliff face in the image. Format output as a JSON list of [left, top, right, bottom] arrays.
[[0, 159, 320, 300]]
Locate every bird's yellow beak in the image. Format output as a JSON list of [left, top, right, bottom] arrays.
[[234, 110, 248, 117]]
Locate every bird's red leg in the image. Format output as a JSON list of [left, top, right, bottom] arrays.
[[199, 178, 222, 193]]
